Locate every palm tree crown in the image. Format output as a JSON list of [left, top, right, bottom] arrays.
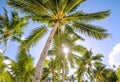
[[0, 7, 28, 54], [7, 0, 110, 50]]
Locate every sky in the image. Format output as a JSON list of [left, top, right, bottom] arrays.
[[0, 0, 120, 68]]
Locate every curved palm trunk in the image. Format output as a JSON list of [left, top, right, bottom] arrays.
[[62, 57, 65, 82], [32, 21, 59, 82], [62, 65, 65, 82]]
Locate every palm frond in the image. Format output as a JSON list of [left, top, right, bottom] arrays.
[[92, 54, 104, 61], [10, 17, 28, 33], [73, 45, 87, 55], [68, 53, 75, 68], [64, 0, 85, 14], [3, 7, 9, 28], [65, 25, 84, 41], [7, 0, 51, 16], [15, 50, 34, 81], [11, 36, 22, 42], [67, 10, 110, 22], [58, 0, 68, 12], [21, 26, 47, 50], [73, 22, 110, 40], [43, 0, 58, 15], [31, 15, 53, 24]]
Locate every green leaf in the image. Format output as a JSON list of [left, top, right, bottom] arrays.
[[21, 26, 47, 50], [65, 25, 84, 41], [64, 0, 85, 14], [73, 22, 110, 40], [67, 10, 110, 22], [73, 45, 87, 55], [7, 0, 50, 16]]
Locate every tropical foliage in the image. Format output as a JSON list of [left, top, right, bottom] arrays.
[[10, 51, 34, 82], [116, 66, 120, 82], [0, 0, 118, 82], [0, 54, 12, 82], [0, 7, 28, 55], [7, 0, 110, 81], [0, 50, 34, 82]]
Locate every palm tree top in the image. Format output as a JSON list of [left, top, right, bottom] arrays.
[[0, 7, 28, 42], [7, 0, 110, 24], [7, 0, 111, 51]]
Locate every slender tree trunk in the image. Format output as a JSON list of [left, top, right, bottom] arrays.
[[32, 21, 59, 82], [62, 65, 65, 82], [62, 57, 65, 82]]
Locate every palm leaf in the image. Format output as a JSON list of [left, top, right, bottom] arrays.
[[3, 7, 9, 28], [65, 25, 84, 41], [7, 0, 51, 16], [73, 22, 110, 40], [11, 17, 28, 33], [64, 0, 85, 14], [73, 45, 87, 55], [11, 36, 22, 42], [68, 53, 75, 68], [92, 54, 104, 61], [15, 50, 34, 81], [31, 15, 53, 24], [67, 10, 110, 22], [21, 26, 47, 50]]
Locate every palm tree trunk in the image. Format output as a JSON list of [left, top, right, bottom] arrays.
[[62, 57, 65, 82], [32, 21, 59, 82], [62, 66, 65, 82]]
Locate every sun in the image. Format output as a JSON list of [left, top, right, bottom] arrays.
[[63, 47, 69, 54]]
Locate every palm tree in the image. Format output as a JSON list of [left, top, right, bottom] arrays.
[[93, 62, 118, 82], [0, 7, 28, 55], [10, 51, 34, 82], [8, 0, 110, 81], [76, 50, 104, 81]]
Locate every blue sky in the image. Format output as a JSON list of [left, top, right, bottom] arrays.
[[0, 0, 120, 68]]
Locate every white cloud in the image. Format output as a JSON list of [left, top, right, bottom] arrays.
[[108, 43, 120, 68]]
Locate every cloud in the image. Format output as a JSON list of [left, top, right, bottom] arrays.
[[108, 43, 120, 68]]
